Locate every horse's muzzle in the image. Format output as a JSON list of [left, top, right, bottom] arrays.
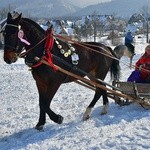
[[3, 50, 18, 64], [4, 57, 12, 64], [4, 56, 18, 64]]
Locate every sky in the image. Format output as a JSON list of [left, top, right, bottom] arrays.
[[0, 35, 150, 150]]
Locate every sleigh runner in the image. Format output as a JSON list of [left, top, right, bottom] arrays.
[[74, 80, 150, 109], [112, 81, 150, 109]]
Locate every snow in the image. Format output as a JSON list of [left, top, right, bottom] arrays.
[[0, 36, 150, 150]]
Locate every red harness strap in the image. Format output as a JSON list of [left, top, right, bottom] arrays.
[[32, 27, 57, 71]]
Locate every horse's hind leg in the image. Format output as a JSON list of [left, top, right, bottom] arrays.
[[83, 87, 108, 121], [100, 90, 109, 115]]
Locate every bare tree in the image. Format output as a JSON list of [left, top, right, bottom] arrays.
[[108, 13, 122, 46], [140, 5, 150, 43], [90, 11, 98, 42]]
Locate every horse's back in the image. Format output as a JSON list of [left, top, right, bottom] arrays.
[[114, 44, 128, 59]]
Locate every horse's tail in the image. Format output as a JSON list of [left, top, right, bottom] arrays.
[[110, 58, 120, 81], [108, 46, 121, 81]]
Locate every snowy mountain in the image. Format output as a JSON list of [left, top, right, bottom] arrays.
[[73, 0, 150, 18], [0, 0, 150, 18], [0, 0, 110, 9], [0, 0, 81, 18]]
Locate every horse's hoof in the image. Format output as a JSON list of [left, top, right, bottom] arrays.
[[83, 107, 92, 121], [83, 115, 90, 121], [57, 115, 63, 124], [100, 112, 107, 115], [35, 125, 44, 131], [123, 101, 132, 106]]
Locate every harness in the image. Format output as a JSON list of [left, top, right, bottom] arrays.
[[31, 27, 56, 70]]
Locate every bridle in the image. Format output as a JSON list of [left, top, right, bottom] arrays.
[[3, 23, 30, 54]]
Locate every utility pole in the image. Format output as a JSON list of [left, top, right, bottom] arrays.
[[91, 11, 98, 42]]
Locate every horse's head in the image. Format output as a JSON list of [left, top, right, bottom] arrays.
[[3, 12, 26, 64]]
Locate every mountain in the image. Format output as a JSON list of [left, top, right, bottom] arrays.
[[0, 0, 113, 18], [0, 0, 150, 18], [0, 0, 110, 9], [0, 0, 81, 18], [72, 0, 150, 18]]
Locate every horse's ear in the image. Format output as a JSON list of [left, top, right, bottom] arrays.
[[7, 12, 12, 21], [15, 13, 22, 22]]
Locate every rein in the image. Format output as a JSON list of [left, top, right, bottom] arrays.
[[54, 34, 119, 61], [19, 36, 47, 58], [18, 28, 119, 70], [20, 33, 118, 61]]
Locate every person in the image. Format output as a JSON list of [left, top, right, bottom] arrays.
[[125, 30, 135, 54], [127, 45, 150, 83]]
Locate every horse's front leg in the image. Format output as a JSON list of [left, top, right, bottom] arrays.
[[35, 94, 46, 130], [35, 81, 63, 130]]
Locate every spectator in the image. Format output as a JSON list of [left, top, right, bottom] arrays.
[[125, 30, 135, 55], [127, 45, 150, 83]]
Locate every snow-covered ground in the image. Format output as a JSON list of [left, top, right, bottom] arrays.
[[0, 36, 150, 150]]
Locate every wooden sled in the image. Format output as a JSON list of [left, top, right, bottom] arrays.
[[112, 81, 150, 109]]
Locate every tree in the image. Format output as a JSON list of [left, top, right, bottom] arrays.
[[0, 4, 14, 20], [90, 11, 99, 42], [140, 5, 150, 43], [108, 13, 122, 46]]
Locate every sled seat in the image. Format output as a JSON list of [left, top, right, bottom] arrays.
[[114, 81, 150, 98]]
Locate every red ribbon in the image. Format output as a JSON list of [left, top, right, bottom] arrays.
[[43, 27, 57, 71], [32, 27, 57, 70]]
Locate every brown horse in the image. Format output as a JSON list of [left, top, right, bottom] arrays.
[[3, 12, 120, 130]]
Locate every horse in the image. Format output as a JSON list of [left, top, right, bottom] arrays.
[[3, 12, 120, 130], [114, 44, 135, 68]]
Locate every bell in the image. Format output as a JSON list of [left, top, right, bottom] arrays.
[[72, 60, 78, 65], [58, 44, 62, 49], [68, 43, 72, 46], [55, 40, 59, 45], [70, 47, 75, 51], [60, 49, 65, 54], [68, 50, 71, 55], [64, 52, 69, 57]]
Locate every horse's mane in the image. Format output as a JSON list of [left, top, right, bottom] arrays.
[[22, 18, 46, 35]]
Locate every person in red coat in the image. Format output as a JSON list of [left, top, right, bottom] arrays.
[[127, 45, 150, 83], [135, 45, 150, 83]]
